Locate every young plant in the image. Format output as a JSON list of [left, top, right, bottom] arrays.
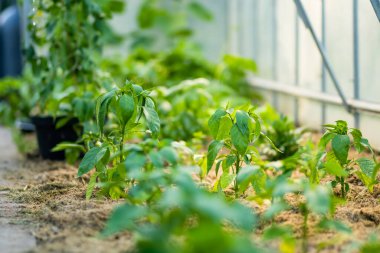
[[77, 82, 160, 199], [206, 104, 278, 197], [102, 168, 261, 253], [319, 120, 379, 198]]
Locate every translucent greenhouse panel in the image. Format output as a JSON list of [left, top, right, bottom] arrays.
[[191, 0, 228, 61], [298, 1, 322, 93], [360, 1, 380, 103]]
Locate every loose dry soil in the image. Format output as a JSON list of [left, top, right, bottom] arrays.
[[0, 128, 380, 253]]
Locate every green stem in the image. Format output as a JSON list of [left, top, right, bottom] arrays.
[[302, 207, 309, 253], [340, 177, 345, 198], [120, 126, 125, 163], [234, 156, 240, 198]]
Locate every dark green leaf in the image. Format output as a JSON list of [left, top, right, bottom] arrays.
[[78, 147, 109, 177], [231, 124, 249, 155], [142, 106, 160, 137], [331, 135, 350, 165], [208, 109, 227, 139], [117, 94, 135, 126]]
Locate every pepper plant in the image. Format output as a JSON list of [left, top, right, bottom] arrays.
[[77, 82, 160, 199], [319, 120, 379, 198], [206, 104, 279, 197]]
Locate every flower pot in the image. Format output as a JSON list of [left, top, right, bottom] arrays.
[[31, 116, 79, 160]]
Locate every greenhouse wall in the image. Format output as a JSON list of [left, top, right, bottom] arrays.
[[109, 0, 380, 147]]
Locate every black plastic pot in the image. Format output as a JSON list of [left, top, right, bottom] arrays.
[[31, 116, 79, 160]]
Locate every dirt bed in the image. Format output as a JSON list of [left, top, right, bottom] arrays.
[[1, 131, 380, 252]]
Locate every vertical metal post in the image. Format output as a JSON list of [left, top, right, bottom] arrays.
[[353, 0, 360, 128], [321, 0, 327, 125], [272, 0, 278, 109], [252, 0, 259, 60], [294, 10, 300, 125]]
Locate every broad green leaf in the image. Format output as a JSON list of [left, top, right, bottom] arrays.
[[220, 173, 235, 189], [216, 115, 232, 140], [125, 152, 147, 171], [356, 158, 376, 178], [231, 124, 249, 155], [235, 110, 250, 136], [222, 155, 236, 172], [78, 147, 109, 177], [208, 109, 227, 139], [149, 151, 164, 168], [117, 94, 135, 126], [305, 185, 331, 215], [236, 165, 260, 192], [332, 134, 350, 165], [188, 2, 213, 21], [159, 146, 179, 165], [142, 106, 160, 137], [101, 204, 148, 237], [319, 132, 335, 149], [207, 140, 224, 172], [324, 160, 348, 177], [96, 90, 115, 134]]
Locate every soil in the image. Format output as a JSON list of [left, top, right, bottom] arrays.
[[1, 128, 380, 253]]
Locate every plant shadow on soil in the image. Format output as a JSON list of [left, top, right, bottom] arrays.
[[3, 136, 380, 253]]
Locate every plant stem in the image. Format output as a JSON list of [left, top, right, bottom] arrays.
[[234, 156, 240, 198], [120, 126, 125, 163], [302, 207, 309, 253], [340, 177, 345, 198]]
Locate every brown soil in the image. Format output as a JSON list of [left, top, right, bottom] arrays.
[[1, 130, 380, 253], [3, 158, 134, 253]]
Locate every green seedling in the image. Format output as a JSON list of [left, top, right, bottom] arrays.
[[319, 120, 379, 198], [205, 104, 279, 197]]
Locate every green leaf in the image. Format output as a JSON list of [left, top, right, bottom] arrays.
[[78, 147, 109, 177], [52, 143, 86, 152], [331, 135, 350, 165], [236, 165, 260, 192], [101, 204, 148, 237], [117, 94, 135, 126], [188, 2, 213, 21], [235, 110, 250, 136], [319, 132, 335, 149], [208, 109, 227, 139], [220, 173, 235, 189], [96, 90, 116, 134], [324, 160, 348, 177], [317, 219, 351, 234], [207, 140, 224, 172], [305, 185, 331, 215], [231, 124, 249, 155], [125, 152, 147, 172], [216, 115, 232, 140], [356, 158, 376, 178], [159, 147, 179, 165], [142, 106, 160, 137], [86, 172, 100, 200]]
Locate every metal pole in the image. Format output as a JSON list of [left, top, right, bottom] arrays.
[[272, 0, 278, 109], [370, 0, 380, 22], [353, 0, 360, 128], [321, 0, 327, 125], [294, 10, 300, 125], [293, 0, 352, 113]]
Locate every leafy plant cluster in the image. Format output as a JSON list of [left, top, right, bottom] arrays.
[[2, 1, 380, 252]]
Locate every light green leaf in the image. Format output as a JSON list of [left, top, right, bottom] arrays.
[[332, 135, 350, 165], [86, 172, 100, 200], [208, 109, 227, 139], [324, 160, 348, 177], [188, 1, 213, 21], [142, 106, 160, 137], [159, 146, 179, 165], [101, 204, 148, 237], [216, 115, 232, 140], [305, 185, 331, 215], [207, 140, 224, 172], [125, 152, 146, 172], [356, 158, 376, 178], [220, 173, 235, 189]]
